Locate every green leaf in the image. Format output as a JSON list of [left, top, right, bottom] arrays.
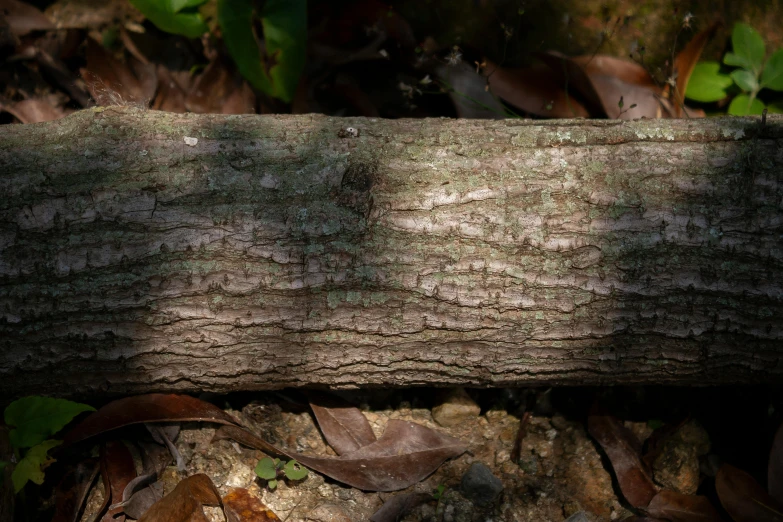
[[11, 440, 61, 493], [167, 0, 208, 12], [218, 0, 306, 102], [685, 62, 733, 102], [5, 396, 94, 450], [268, 479, 278, 490], [255, 457, 278, 480], [724, 23, 765, 73], [730, 69, 759, 92], [761, 48, 783, 91], [128, 0, 208, 38], [767, 101, 783, 113], [728, 94, 766, 115], [283, 459, 308, 481], [433, 484, 446, 500]]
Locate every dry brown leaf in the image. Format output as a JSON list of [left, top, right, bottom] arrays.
[[436, 62, 505, 119], [0, 0, 53, 36], [588, 410, 657, 508], [99, 441, 137, 522], [51, 458, 100, 522], [0, 98, 65, 123], [483, 59, 589, 118], [186, 58, 255, 114], [152, 65, 187, 113], [81, 38, 156, 106], [539, 52, 664, 119], [63, 394, 240, 446], [535, 51, 606, 115], [214, 419, 466, 492], [670, 22, 721, 117], [308, 393, 377, 455], [137, 474, 222, 522], [587, 74, 666, 119], [646, 489, 724, 521], [716, 463, 783, 522], [571, 54, 657, 88], [222, 488, 280, 522]]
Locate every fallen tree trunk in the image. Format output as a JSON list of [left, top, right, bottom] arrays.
[[1, 108, 781, 397]]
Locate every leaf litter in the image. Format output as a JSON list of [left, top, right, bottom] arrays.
[[12, 388, 783, 522]]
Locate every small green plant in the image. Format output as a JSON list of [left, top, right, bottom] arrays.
[[2, 396, 95, 493], [433, 484, 447, 514], [686, 22, 783, 115], [127, 0, 306, 102], [254, 457, 308, 490]]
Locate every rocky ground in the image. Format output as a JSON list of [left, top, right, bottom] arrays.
[[69, 386, 778, 522]]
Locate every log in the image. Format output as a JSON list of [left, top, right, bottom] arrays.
[[1, 108, 781, 397]]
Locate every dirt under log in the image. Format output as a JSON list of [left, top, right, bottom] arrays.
[[0, 108, 782, 397]]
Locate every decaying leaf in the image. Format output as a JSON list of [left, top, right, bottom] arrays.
[[0, 0, 53, 36], [483, 59, 590, 118], [541, 52, 664, 119], [485, 21, 716, 120], [669, 22, 722, 117], [137, 474, 222, 522], [0, 97, 66, 123], [98, 441, 137, 522], [146, 423, 185, 471], [646, 489, 724, 521], [63, 394, 240, 446], [213, 419, 466, 492], [222, 488, 280, 522], [308, 393, 377, 455], [152, 65, 187, 113], [185, 58, 255, 114], [51, 458, 99, 522], [117, 473, 163, 520], [716, 463, 783, 522], [81, 37, 156, 106], [588, 410, 657, 508], [436, 62, 506, 119]]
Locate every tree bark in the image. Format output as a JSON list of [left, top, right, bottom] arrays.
[[1, 108, 781, 397]]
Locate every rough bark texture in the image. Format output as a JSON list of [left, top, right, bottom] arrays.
[[1, 108, 782, 397]]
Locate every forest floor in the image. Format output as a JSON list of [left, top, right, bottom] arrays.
[[52, 386, 779, 522]]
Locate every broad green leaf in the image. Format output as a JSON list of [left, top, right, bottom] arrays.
[[685, 62, 733, 102], [168, 0, 208, 13], [129, 0, 208, 38], [5, 396, 94, 450], [267, 479, 278, 490], [767, 101, 783, 113], [261, 0, 306, 101], [761, 48, 783, 91], [728, 94, 765, 115], [218, 0, 306, 102], [218, 0, 272, 94], [724, 23, 765, 73], [255, 457, 277, 480], [731, 69, 759, 92], [11, 440, 61, 493], [284, 459, 308, 480]]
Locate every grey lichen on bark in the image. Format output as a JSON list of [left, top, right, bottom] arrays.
[[0, 107, 782, 397]]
